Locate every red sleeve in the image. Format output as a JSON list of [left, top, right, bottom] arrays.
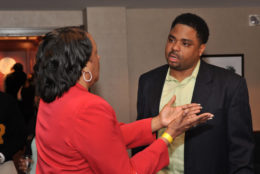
[[132, 139, 169, 174], [72, 97, 168, 174], [119, 118, 156, 149]]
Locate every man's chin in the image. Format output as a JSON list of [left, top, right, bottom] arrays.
[[168, 62, 179, 69], [168, 64, 182, 71]]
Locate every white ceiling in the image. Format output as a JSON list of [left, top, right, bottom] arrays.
[[0, 0, 260, 10]]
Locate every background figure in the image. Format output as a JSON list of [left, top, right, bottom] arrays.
[[4, 63, 27, 100], [132, 13, 254, 174], [0, 91, 26, 174], [18, 73, 37, 136], [17, 74, 38, 174]]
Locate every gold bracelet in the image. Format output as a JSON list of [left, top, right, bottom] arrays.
[[161, 132, 173, 144]]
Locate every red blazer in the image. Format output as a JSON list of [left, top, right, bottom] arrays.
[[36, 83, 169, 174]]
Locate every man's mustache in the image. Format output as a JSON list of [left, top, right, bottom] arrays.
[[168, 51, 180, 59]]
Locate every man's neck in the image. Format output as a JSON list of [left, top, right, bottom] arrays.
[[169, 62, 199, 82], [169, 69, 193, 82]]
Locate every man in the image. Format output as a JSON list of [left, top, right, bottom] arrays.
[[0, 91, 26, 174], [133, 13, 254, 173]]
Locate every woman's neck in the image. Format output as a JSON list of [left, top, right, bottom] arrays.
[[77, 76, 90, 91]]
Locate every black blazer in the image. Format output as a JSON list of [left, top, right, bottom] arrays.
[[133, 60, 254, 174]]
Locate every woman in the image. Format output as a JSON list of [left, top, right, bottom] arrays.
[[34, 26, 213, 174]]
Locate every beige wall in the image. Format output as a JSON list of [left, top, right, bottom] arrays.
[[127, 7, 260, 130], [85, 7, 131, 123], [0, 10, 83, 27]]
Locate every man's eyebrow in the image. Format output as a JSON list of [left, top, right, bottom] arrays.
[[181, 38, 193, 43], [168, 34, 175, 39], [168, 34, 194, 44]]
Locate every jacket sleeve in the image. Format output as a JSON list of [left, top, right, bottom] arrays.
[[137, 75, 145, 120], [132, 75, 152, 156], [119, 118, 156, 149], [72, 99, 169, 174], [227, 78, 254, 173]]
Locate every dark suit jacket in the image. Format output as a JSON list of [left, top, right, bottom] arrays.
[[133, 60, 254, 174]]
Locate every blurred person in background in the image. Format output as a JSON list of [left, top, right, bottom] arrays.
[[4, 63, 26, 100]]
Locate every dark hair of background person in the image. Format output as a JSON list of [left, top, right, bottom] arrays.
[[171, 13, 209, 44], [34, 27, 92, 103], [12, 63, 24, 72]]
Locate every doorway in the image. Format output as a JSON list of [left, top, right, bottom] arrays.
[[0, 28, 52, 92]]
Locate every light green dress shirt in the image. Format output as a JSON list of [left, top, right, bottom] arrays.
[[157, 60, 200, 174]]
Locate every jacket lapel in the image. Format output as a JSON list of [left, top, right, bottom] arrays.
[[191, 60, 213, 108], [152, 65, 169, 115]]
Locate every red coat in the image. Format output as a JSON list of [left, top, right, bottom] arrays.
[[36, 83, 169, 174]]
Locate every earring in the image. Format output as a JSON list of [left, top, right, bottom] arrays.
[[83, 71, 92, 82]]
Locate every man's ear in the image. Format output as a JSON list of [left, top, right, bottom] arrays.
[[199, 44, 206, 56]]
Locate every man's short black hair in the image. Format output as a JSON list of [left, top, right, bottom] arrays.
[[171, 13, 209, 44]]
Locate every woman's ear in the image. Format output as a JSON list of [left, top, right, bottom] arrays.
[[82, 60, 92, 73], [82, 66, 88, 72], [82, 63, 91, 72]]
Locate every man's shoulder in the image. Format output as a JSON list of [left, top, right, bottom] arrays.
[[5, 73, 14, 80], [201, 61, 244, 83], [140, 64, 168, 79]]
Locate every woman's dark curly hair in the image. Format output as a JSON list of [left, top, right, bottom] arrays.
[[34, 26, 92, 103]]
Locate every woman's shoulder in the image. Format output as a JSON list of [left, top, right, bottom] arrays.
[[84, 92, 109, 106], [73, 90, 116, 124], [70, 84, 113, 111]]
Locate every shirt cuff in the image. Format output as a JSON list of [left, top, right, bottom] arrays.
[[0, 152, 5, 163]]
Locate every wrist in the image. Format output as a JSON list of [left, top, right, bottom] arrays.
[[160, 137, 170, 146], [151, 116, 164, 133], [161, 132, 174, 144]]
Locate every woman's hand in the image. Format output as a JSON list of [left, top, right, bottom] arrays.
[[159, 95, 203, 127], [152, 95, 203, 132]]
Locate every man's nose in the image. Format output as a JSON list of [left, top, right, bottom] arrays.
[[172, 41, 180, 52]]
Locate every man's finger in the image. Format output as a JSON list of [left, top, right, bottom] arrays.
[[167, 95, 176, 106]]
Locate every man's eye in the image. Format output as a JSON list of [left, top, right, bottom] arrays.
[[183, 42, 191, 47], [168, 38, 175, 43]]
